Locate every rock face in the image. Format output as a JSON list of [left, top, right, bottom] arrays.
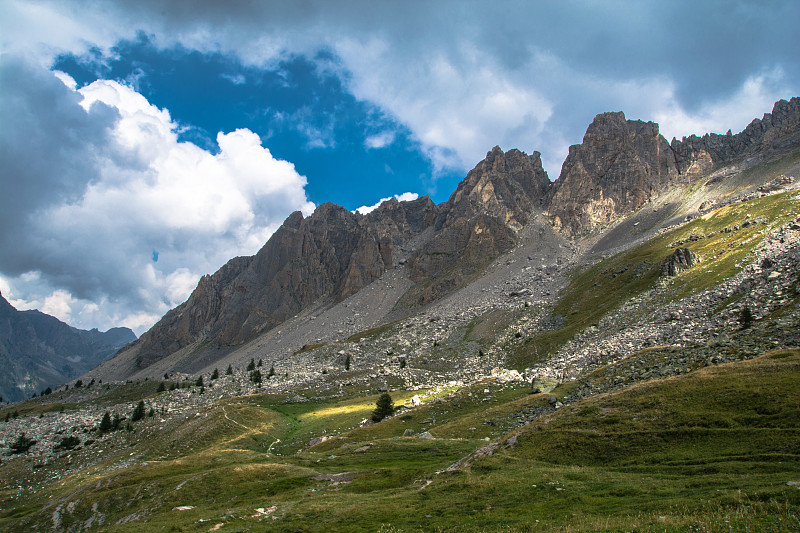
[[0, 293, 136, 402], [670, 97, 800, 173]]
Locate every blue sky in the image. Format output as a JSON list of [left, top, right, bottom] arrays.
[[1, 0, 799, 335]]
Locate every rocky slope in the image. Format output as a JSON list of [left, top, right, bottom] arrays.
[[95, 98, 800, 381], [0, 293, 135, 403]]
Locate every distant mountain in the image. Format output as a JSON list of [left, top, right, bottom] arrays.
[[96, 97, 800, 381], [0, 292, 136, 403]]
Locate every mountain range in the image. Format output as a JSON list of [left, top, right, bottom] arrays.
[[90, 97, 800, 384], [0, 292, 135, 403]]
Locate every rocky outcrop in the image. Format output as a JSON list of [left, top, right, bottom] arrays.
[[661, 248, 700, 277], [105, 98, 800, 375], [545, 97, 800, 235], [0, 292, 135, 402]]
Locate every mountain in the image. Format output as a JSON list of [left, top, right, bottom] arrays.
[[0, 292, 136, 402], [92, 98, 800, 383]]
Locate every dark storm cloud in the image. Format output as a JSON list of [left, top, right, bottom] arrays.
[[0, 58, 118, 275]]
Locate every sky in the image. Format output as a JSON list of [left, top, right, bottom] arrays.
[[1, 0, 798, 336]]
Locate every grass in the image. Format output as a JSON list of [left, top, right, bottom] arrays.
[[3, 349, 798, 532]]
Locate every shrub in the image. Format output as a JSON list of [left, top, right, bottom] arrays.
[[54, 436, 80, 451]]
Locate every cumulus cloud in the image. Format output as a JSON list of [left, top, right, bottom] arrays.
[[355, 192, 419, 215], [0, 60, 315, 334]]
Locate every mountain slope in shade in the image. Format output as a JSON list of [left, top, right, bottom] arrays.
[[0, 292, 136, 403]]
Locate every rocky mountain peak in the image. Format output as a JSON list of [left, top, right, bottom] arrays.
[[545, 111, 680, 235]]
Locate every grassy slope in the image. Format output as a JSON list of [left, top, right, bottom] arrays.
[[508, 190, 800, 369], [2, 349, 798, 532]]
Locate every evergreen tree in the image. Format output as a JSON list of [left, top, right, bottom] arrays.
[[250, 369, 262, 384], [211, 368, 219, 380], [246, 358, 256, 371], [345, 354, 351, 370], [195, 375, 204, 387], [225, 364, 233, 375], [74, 379, 83, 388], [371, 393, 395, 422], [257, 358, 263, 368], [99, 411, 112, 433], [10, 433, 36, 454], [148, 407, 155, 417], [157, 382, 166, 392], [268, 364, 275, 378], [740, 306, 754, 329], [131, 400, 146, 422]]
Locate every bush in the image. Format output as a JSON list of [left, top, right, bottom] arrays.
[[54, 436, 80, 451], [371, 393, 395, 422]]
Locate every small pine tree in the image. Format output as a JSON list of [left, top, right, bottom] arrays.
[[371, 393, 395, 422], [257, 359, 263, 368], [399, 359, 406, 369], [344, 354, 351, 371], [195, 375, 204, 387], [211, 368, 219, 380], [225, 364, 233, 375], [111, 414, 124, 431], [148, 407, 155, 417], [250, 369, 262, 384], [74, 379, 83, 388], [740, 306, 754, 329], [268, 364, 275, 378], [131, 400, 145, 422], [157, 382, 166, 392], [246, 358, 256, 371], [99, 411, 112, 433], [10, 433, 36, 454]]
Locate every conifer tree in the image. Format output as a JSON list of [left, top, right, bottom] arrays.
[[371, 393, 395, 422], [211, 368, 219, 380], [99, 411, 112, 433], [225, 364, 233, 375], [131, 400, 145, 422]]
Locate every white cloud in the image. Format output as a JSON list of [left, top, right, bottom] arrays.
[[0, 66, 315, 335], [355, 192, 419, 215], [365, 130, 396, 149]]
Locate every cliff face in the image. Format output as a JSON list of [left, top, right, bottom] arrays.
[[132, 197, 439, 367], [0, 292, 136, 402]]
